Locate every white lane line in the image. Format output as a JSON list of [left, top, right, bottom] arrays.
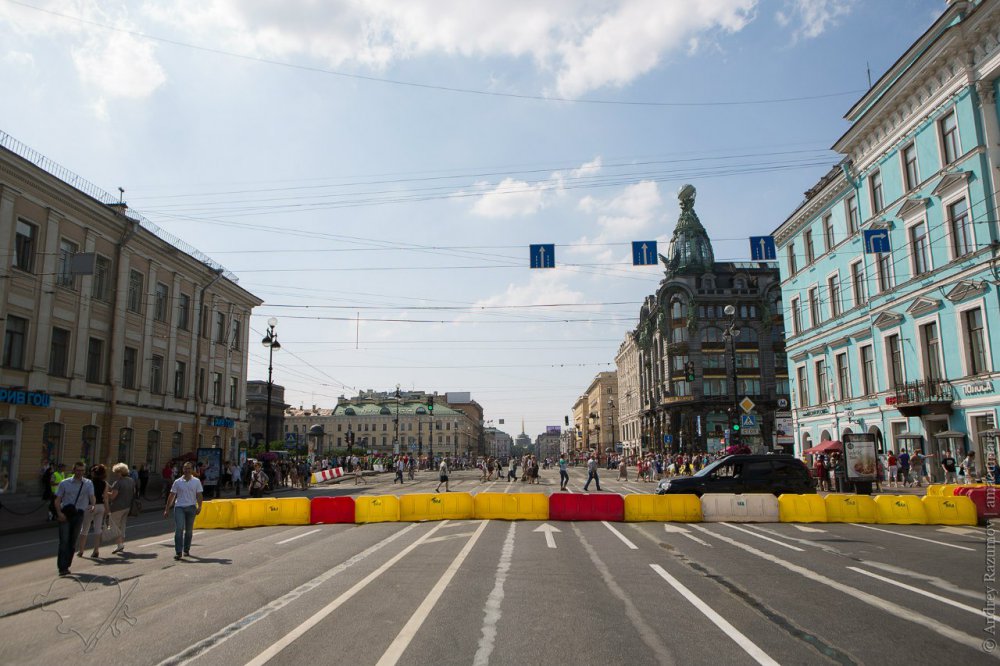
[[160, 523, 419, 666], [793, 525, 826, 533], [938, 526, 982, 537], [724, 524, 804, 552], [377, 520, 490, 666], [663, 524, 711, 547], [850, 523, 975, 552], [689, 524, 987, 652], [276, 529, 321, 545], [0, 538, 57, 553], [140, 532, 203, 548], [603, 521, 638, 550], [650, 564, 778, 666], [847, 567, 982, 616], [245, 522, 447, 666], [473, 522, 515, 666]]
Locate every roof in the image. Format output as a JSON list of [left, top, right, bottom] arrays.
[[333, 401, 461, 418]]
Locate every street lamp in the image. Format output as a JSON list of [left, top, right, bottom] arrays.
[[722, 305, 741, 446], [261, 317, 280, 452], [394, 385, 401, 455], [608, 397, 616, 461]]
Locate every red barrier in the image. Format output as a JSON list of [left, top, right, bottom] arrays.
[[955, 487, 1000, 523], [549, 493, 624, 521], [310, 496, 356, 524]]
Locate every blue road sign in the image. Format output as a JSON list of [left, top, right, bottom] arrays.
[[741, 414, 757, 428], [285, 432, 298, 445], [632, 241, 658, 266], [663, 434, 673, 444], [863, 229, 891, 254], [529, 243, 555, 268], [749, 236, 777, 261]]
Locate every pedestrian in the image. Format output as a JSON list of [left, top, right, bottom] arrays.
[[54, 462, 95, 576], [138, 464, 149, 498], [77, 464, 110, 559], [161, 461, 174, 499], [163, 462, 203, 560], [941, 450, 958, 483], [508, 457, 517, 482], [813, 456, 826, 491], [961, 451, 979, 483], [230, 460, 242, 497], [887, 451, 898, 488], [558, 454, 569, 491], [898, 449, 910, 487], [248, 461, 268, 498], [106, 462, 135, 554], [47, 462, 66, 521], [583, 453, 601, 492], [908, 450, 924, 487], [354, 457, 366, 485], [394, 456, 405, 484], [617, 456, 627, 481], [436, 458, 450, 493]]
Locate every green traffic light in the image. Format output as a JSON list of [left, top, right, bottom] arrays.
[[732, 424, 740, 431]]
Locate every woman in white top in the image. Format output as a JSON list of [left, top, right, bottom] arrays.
[[436, 459, 450, 493], [163, 462, 203, 560]]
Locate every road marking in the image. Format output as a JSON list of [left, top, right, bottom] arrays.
[[533, 523, 560, 549], [140, 532, 203, 547], [0, 538, 57, 553], [377, 520, 489, 666], [603, 521, 638, 550], [663, 524, 711, 547], [650, 564, 778, 666], [160, 523, 419, 666], [792, 525, 826, 533], [847, 567, 982, 616], [689, 524, 986, 652], [275, 529, 320, 545], [473, 522, 515, 666], [861, 561, 980, 600], [849, 523, 975, 551], [938, 526, 981, 537], [723, 524, 804, 552]]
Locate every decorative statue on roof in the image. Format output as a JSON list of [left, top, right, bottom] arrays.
[[660, 184, 715, 277]]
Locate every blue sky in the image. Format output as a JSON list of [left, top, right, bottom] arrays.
[[0, 0, 944, 439]]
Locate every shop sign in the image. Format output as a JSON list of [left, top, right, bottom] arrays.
[[209, 417, 235, 428], [885, 396, 897, 406], [801, 408, 829, 417], [0, 387, 51, 407], [964, 381, 994, 396]]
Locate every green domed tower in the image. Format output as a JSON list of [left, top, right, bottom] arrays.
[[661, 184, 714, 276]]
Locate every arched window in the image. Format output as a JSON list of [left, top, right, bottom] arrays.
[[702, 275, 716, 289], [820, 430, 832, 442], [670, 299, 684, 319], [43, 423, 63, 466], [701, 327, 725, 344], [801, 432, 813, 452], [672, 327, 688, 343], [147, 430, 160, 470], [118, 428, 133, 466], [171, 431, 183, 460], [734, 277, 746, 289], [81, 426, 99, 465], [738, 328, 759, 343], [0, 420, 17, 491]]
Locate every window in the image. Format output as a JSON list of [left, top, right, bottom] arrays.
[[877, 253, 893, 293], [672, 327, 688, 343], [172, 432, 183, 459], [738, 328, 758, 344], [229, 376, 239, 408], [127, 270, 144, 313], [81, 425, 98, 463], [701, 328, 725, 344], [174, 361, 186, 398], [815, 361, 829, 404], [118, 428, 133, 466], [198, 368, 206, 400], [869, 170, 884, 213], [86, 338, 103, 383], [902, 143, 919, 190], [230, 319, 241, 350], [910, 221, 930, 277], [200, 305, 210, 338], [212, 372, 223, 405], [948, 198, 973, 257], [804, 229, 815, 264], [215, 312, 226, 343], [92, 255, 111, 301], [57, 239, 78, 287], [808, 287, 820, 327], [887, 334, 904, 387], [828, 275, 842, 318], [702, 353, 725, 369], [921, 322, 942, 382], [154, 283, 169, 322], [43, 423, 63, 466], [703, 379, 728, 396], [846, 196, 860, 234], [150, 354, 164, 394], [178, 294, 190, 330], [940, 110, 959, 165], [823, 214, 835, 251], [738, 378, 762, 395], [122, 347, 138, 390], [672, 380, 690, 397], [851, 261, 867, 307], [790, 297, 802, 335], [787, 243, 797, 275], [735, 352, 759, 369], [146, 431, 160, 470], [49, 327, 70, 377], [965, 308, 988, 375], [2, 315, 27, 369], [14, 220, 36, 272], [861, 345, 876, 395], [775, 378, 790, 396], [796, 366, 809, 406], [836, 353, 850, 400]]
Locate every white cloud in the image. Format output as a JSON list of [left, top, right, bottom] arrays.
[[3, 50, 35, 67], [570, 180, 664, 261], [72, 30, 166, 100], [472, 271, 587, 310], [470, 177, 550, 218], [775, 0, 856, 41]]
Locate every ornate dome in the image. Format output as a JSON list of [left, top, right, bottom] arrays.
[[661, 184, 714, 276]]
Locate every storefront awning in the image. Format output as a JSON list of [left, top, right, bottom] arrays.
[[803, 440, 842, 455], [897, 432, 923, 439], [935, 431, 965, 439]]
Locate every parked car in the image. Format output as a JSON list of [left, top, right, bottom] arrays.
[[656, 454, 814, 497]]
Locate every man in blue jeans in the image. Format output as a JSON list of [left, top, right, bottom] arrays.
[[54, 462, 95, 576], [163, 462, 203, 560], [583, 454, 601, 492]]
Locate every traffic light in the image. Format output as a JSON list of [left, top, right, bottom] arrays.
[[564, 415, 569, 426], [427, 395, 435, 414], [727, 406, 740, 432], [685, 361, 696, 382]]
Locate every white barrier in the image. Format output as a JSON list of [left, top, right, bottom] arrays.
[[700, 493, 780, 523], [311, 467, 345, 484]]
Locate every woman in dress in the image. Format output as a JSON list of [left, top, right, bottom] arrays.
[[106, 463, 135, 554], [77, 464, 109, 558]]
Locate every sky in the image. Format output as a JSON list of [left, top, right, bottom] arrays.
[[0, 0, 946, 439]]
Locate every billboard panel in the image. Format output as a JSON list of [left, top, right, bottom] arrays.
[[546, 426, 561, 435]]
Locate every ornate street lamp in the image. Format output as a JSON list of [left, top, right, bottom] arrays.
[[261, 317, 280, 452], [722, 305, 741, 445]]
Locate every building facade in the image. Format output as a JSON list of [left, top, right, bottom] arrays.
[[773, 0, 1000, 475], [629, 186, 788, 454], [0, 132, 261, 493], [484, 427, 513, 458], [572, 371, 618, 459], [615, 331, 641, 457], [246, 380, 288, 447]]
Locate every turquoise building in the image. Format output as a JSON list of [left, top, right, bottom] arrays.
[[773, 0, 1000, 478]]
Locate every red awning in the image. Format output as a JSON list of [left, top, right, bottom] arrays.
[[803, 440, 842, 455]]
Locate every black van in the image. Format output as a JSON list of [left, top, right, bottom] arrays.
[[655, 454, 814, 497]]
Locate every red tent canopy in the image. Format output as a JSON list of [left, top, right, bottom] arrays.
[[803, 440, 842, 455]]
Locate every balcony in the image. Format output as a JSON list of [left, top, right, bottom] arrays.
[[892, 379, 954, 417]]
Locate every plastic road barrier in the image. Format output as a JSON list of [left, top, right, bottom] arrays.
[[354, 495, 400, 523], [400, 492, 475, 522], [874, 495, 927, 525], [824, 494, 877, 523], [549, 493, 624, 522], [778, 494, 828, 523], [921, 495, 977, 526], [700, 493, 780, 523], [193, 500, 238, 529], [311, 467, 345, 484], [474, 492, 549, 521], [310, 496, 356, 524], [623, 494, 702, 522], [233, 497, 311, 527], [952, 487, 1000, 524]]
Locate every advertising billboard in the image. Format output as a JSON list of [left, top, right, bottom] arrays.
[[546, 426, 561, 435], [842, 433, 877, 481], [196, 447, 223, 487]]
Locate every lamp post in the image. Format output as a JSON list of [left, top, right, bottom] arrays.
[[260, 317, 280, 452], [394, 385, 401, 455], [722, 305, 741, 447], [608, 397, 616, 463]]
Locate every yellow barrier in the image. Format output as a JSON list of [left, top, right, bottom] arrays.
[[922, 495, 977, 526], [193, 500, 238, 529], [623, 494, 702, 522], [234, 497, 311, 527], [874, 495, 927, 525], [474, 492, 549, 521], [355, 495, 400, 523], [824, 494, 878, 523], [778, 494, 828, 523], [400, 492, 475, 521]]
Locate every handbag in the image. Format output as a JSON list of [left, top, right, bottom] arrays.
[[129, 496, 142, 517], [100, 519, 121, 546], [61, 482, 85, 518]]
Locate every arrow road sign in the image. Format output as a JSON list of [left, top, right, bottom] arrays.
[[863, 229, 891, 254], [529, 244, 555, 268], [631, 241, 658, 266], [534, 523, 561, 549], [749, 236, 777, 261]]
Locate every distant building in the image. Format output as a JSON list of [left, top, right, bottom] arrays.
[[484, 427, 512, 458], [572, 371, 618, 460], [246, 380, 288, 447], [534, 431, 561, 460]]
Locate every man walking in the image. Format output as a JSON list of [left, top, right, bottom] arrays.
[[163, 462, 203, 560], [436, 458, 450, 493], [394, 456, 405, 484], [583, 453, 601, 492], [54, 462, 95, 576], [558, 454, 569, 491], [230, 460, 242, 497], [941, 451, 958, 483]]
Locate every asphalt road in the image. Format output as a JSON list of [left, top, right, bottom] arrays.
[[0, 466, 995, 665]]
